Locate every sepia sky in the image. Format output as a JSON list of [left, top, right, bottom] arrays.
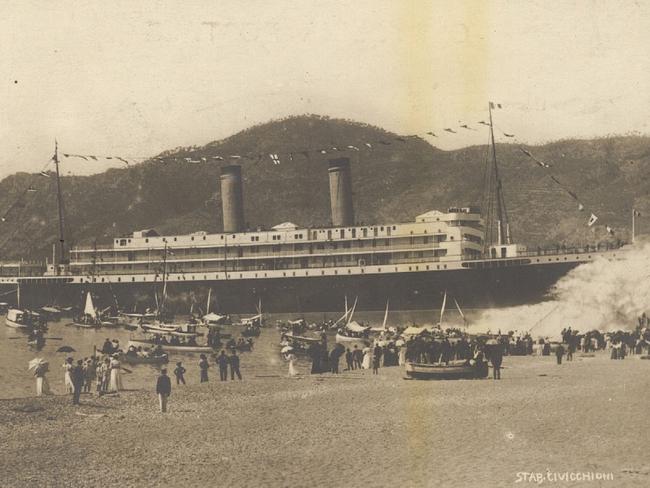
[[1, 0, 650, 177]]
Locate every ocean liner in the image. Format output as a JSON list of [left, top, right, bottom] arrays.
[[0, 109, 624, 313]]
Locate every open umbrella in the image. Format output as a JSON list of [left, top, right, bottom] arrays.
[[28, 358, 48, 371], [56, 345, 76, 353]]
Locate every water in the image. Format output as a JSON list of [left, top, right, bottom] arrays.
[[0, 310, 462, 399]]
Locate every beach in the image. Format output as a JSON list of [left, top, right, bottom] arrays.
[[1, 353, 649, 488]]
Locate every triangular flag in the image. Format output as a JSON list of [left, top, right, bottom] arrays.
[[578, 203, 585, 211], [426, 131, 437, 137], [587, 213, 598, 227], [444, 128, 456, 133]]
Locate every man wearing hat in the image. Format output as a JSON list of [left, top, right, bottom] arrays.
[[156, 368, 172, 413]]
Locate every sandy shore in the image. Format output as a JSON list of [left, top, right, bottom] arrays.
[[1, 354, 649, 488]]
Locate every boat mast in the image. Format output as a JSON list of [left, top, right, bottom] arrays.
[[486, 103, 511, 247], [53, 141, 69, 264]]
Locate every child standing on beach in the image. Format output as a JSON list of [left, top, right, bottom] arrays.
[[199, 354, 210, 383], [174, 362, 186, 385]]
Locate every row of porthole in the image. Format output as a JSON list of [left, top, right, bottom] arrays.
[[534, 255, 593, 263], [84, 262, 450, 283]]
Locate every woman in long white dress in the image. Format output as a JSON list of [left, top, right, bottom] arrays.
[[62, 358, 74, 393], [361, 345, 372, 369], [109, 356, 123, 392], [287, 353, 298, 377]]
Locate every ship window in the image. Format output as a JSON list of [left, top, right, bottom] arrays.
[[378, 267, 381, 272], [117, 277, 121, 282], [221, 236, 224, 239], [340, 230, 345, 238], [119, 239, 127, 246], [352, 229, 356, 238], [392, 226, 396, 230], [362, 229, 368, 238], [251, 237, 255, 241], [145, 238, 149, 243], [450, 236, 454, 240], [203, 236, 206, 240], [426, 266, 429, 270], [191, 237, 194, 241]]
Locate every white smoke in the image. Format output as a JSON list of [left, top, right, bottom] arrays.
[[468, 241, 650, 339]]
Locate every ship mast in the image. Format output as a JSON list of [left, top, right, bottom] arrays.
[[484, 103, 511, 249], [53, 141, 69, 264]]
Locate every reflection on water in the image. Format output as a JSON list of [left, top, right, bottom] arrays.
[[0, 310, 474, 399]]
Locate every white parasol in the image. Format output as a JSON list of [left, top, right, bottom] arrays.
[[28, 357, 48, 371]]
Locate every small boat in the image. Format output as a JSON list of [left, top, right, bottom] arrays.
[[0, 302, 10, 314], [202, 312, 231, 326], [128, 329, 216, 354], [233, 313, 263, 328], [70, 293, 114, 328], [39, 306, 62, 320], [404, 359, 489, 380], [280, 331, 322, 357], [119, 351, 169, 365], [118, 311, 158, 330], [5, 309, 45, 331], [335, 321, 371, 342]]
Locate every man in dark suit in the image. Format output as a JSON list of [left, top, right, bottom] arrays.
[[345, 348, 353, 371], [156, 368, 172, 413], [72, 360, 85, 405], [352, 345, 363, 369], [217, 350, 229, 381], [230, 350, 242, 380]]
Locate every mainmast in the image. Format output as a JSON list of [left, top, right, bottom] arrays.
[[484, 103, 511, 249], [53, 141, 69, 264]]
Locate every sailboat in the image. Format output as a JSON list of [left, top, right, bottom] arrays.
[[370, 299, 390, 333], [335, 298, 371, 342], [70, 292, 111, 328]]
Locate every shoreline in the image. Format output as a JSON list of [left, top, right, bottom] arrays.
[[2, 354, 650, 487]]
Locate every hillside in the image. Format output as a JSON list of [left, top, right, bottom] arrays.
[[1, 115, 649, 261]]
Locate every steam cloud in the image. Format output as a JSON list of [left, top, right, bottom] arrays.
[[469, 241, 649, 339]]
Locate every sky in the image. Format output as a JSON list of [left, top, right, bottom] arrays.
[[1, 0, 650, 178]]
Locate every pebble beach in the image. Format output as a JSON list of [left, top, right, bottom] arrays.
[[2, 353, 649, 488]]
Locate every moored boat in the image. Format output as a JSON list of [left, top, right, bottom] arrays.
[[119, 351, 169, 365], [128, 329, 216, 354], [404, 359, 488, 380], [335, 321, 371, 343], [5, 309, 45, 331]]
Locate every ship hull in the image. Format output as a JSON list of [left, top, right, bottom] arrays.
[[1, 260, 582, 313]]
